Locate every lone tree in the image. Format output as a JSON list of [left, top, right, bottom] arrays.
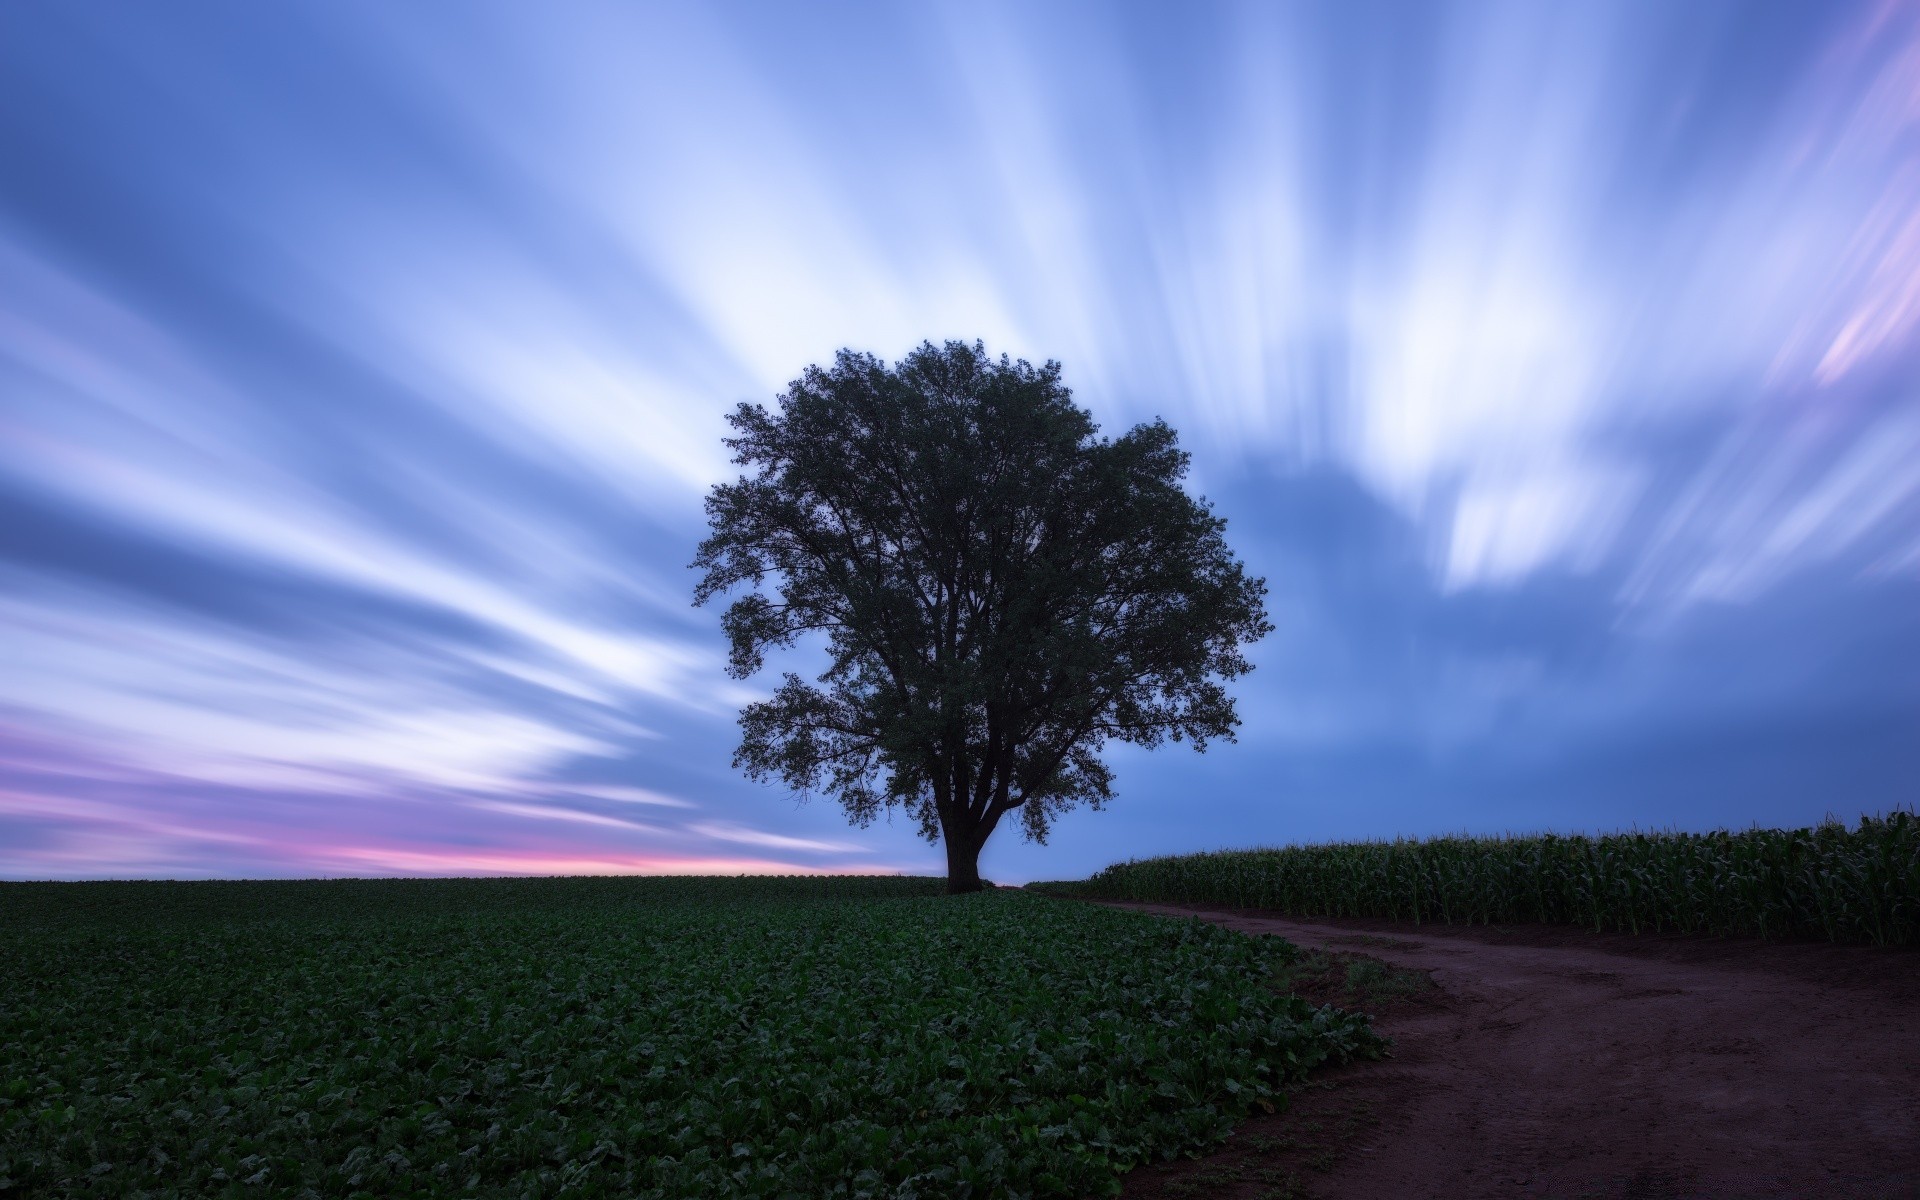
[[693, 341, 1271, 893]]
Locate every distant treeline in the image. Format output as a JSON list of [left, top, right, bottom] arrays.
[[1028, 810, 1919, 947]]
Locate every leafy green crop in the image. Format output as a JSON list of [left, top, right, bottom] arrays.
[[1030, 809, 1920, 946], [0, 877, 1381, 1198]]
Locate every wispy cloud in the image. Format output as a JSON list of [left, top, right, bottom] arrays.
[[0, 0, 1914, 881], [545, 784, 697, 808], [465, 800, 669, 835], [687, 822, 867, 855]]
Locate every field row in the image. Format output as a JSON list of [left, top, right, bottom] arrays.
[[1029, 810, 1919, 946], [0, 877, 1382, 1198]]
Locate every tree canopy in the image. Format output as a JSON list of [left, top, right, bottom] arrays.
[[692, 341, 1271, 892]]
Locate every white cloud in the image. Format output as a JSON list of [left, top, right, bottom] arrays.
[[687, 820, 864, 854], [1444, 463, 1639, 590], [467, 799, 668, 834], [547, 784, 696, 808], [0, 582, 633, 797]]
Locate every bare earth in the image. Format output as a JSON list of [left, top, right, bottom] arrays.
[[1103, 902, 1920, 1200]]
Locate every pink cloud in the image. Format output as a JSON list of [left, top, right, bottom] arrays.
[[0, 725, 915, 880], [311, 845, 885, 877]]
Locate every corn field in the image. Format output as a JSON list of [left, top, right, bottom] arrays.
[[1031, 810, 1920, 946]]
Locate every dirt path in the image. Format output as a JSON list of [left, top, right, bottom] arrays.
[[1106, 902, 1920, 1199]]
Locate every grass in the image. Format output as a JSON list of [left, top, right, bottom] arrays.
[[1252, 940, 1431, 1010], [0, 876, 1384, 1198], [1337, 958, 1427, 1002], [1107, 937, 1428, 1200], [1028, 809, 1920, 946]]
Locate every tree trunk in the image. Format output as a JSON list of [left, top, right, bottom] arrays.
[[943, 826, 986, 894]]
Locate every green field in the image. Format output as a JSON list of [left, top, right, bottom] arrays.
[[0, 877, 1382, 1198], [1029, 810, 1920, 946]]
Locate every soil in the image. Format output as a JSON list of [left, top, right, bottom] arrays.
[[1101, 902, 1920, 1200]]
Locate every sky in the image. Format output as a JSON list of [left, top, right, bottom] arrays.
[[1, 0, 1916, 883]]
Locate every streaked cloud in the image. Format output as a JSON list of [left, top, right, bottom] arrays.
[[0, 0, 1914, 881], [687, 822, 867, 855]]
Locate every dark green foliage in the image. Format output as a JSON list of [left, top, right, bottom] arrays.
[[0, 877, 1381, 1198], [1030, 810, 1920, 946], [692, 341, 1271, 891]]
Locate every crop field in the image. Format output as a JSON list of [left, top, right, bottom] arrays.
[[0, 876, 1382, 1198], [1029, 810, 1920, 946]]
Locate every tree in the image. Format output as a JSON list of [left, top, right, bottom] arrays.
[[692, 341, 1271, 893]]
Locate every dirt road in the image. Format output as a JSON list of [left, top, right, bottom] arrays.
[[1107, 902, 1920, 1199]]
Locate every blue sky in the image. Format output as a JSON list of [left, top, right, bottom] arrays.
[[2, 1, 1916, 882]]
